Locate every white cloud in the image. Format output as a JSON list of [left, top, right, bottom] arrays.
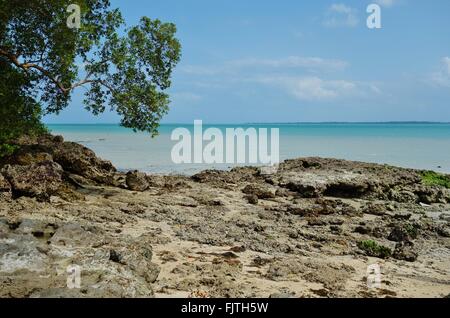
[[430, 57, 450, 88], [374, 0, 398, 8], [229, 57, 348, 71], [181, 56, 348, 76], [443, 57, 450, 75], [323, 4, 359, 28], [288, 77, 355, 101], [256, 76, 378, 102], [181, 56, 382, 102], [172, 92, 203, 102]]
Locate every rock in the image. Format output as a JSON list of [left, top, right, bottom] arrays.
[[393, 212, 412, 220], [51, 141, 116, 185], [308, 218, 327, 226], [251, 256, 273, 267], [229, 246, 246, 253], [286, 182, 325, 198], [269, 291, 295, 298], [13, 151, 53, 166], [53, 135, 64, 143], [393, 242, 418, 262], [50, 223, 102, 247], [0, 174, 11, 200], [146, 175, 167, 188], [245, 194, 258, 205], [388, 225, 413, 242], [414, 186, 448, 204], [329, 225, 342, 234], [126, 170, 149, 192], [362, 203, 387, 216], [275, 188, 291, 197], [242, 184, 275, 199], [323, 181, 371, 198], [328, 218, 344, 225], [354, 226, 372, 235], [108, 235, 160, 284], [0, 218, 159, 298], [436, 226, 450, 238], [1, 161, 63, 200], [389, 190, 417, 203]]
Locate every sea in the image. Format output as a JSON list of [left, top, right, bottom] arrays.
[[47, 123, 450, 175]]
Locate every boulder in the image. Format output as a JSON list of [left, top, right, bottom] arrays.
[[0, 174, 11, 200], [242, 184, 275, 199], [1, 161, 63, 200], [388, 225, 413, 242], [126, 170, 149, 191], [108, 235, 160, 284], [393, 242, 418, 262], [50, 223, 103, 248], [11, 150, 53, 166], [244, 194, 259, 205], [51, 141, 116, 185], [287, 182, 325, 198], [0, 174, 11, 192]]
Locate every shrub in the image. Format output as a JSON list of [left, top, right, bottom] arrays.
[[421, 171, 450, 189], [358, 240, 392, 259]]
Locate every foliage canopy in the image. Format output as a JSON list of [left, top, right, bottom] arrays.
[[0, 0, 181, 140]]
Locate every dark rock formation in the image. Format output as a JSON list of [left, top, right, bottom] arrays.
[[1, 161, 63, 200], [126, 170, 149, 192], [393, 242, 418, 262], [242, 184, 275, 199]]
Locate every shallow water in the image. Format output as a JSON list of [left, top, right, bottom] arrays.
[[47, 123, 450, 174]]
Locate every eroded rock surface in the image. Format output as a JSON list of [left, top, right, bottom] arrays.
[[1, 136, 450, 298]]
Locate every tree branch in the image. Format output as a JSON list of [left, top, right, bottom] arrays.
[[1, 48, 116, 95]]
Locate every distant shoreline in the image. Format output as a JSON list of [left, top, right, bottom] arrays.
[[45, 121, 450, 126]]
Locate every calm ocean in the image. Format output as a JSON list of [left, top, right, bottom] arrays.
[[47, 123, 450, 175]]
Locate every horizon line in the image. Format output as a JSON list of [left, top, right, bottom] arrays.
[[45, 121, 450, 125]]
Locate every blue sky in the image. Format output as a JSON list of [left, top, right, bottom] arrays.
[[44, 0, 450, 124]]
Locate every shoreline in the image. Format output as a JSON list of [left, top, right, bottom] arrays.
[[0, 134, 449, 298], [46, 122, 450, 174]]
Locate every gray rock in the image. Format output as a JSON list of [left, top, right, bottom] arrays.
[[1, 161, 63, 200], [51, 140, 116, 185], [242, 184, 275, 199], [0, 174, 11, 200], [126, 170, 149, 192], [388, 225, 413, 242], [50, 223, 102, 248], [393, 242, 418, 262], [245, 194, 259, 205]]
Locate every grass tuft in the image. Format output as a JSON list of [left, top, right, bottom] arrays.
[[421, 171, 450, 189]]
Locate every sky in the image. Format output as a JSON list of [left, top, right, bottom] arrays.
[[44, 0, 450, 124]]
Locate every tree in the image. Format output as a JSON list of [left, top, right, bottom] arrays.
[[0, 0, 181, 140], [0, 59, 47, 155]]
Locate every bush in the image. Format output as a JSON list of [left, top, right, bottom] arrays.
[[0, 59, 47, 157], [358, 240, 392, 259], [421, 171, 450, 189]]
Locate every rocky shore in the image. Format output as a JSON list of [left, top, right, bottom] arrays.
[[1, 134, 449, 298]]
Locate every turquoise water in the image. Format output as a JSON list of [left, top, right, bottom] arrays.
[[47, 123, 450, 174]]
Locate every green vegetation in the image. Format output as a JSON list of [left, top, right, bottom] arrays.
[[404, 223, 419, 239], [0, 59, 48, 157], [421, 171, 450, 189], [358, 240, 392, 259], [1, 0, 181, 148]]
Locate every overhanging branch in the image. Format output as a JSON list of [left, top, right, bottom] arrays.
[[0, 48, 116, 95]]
